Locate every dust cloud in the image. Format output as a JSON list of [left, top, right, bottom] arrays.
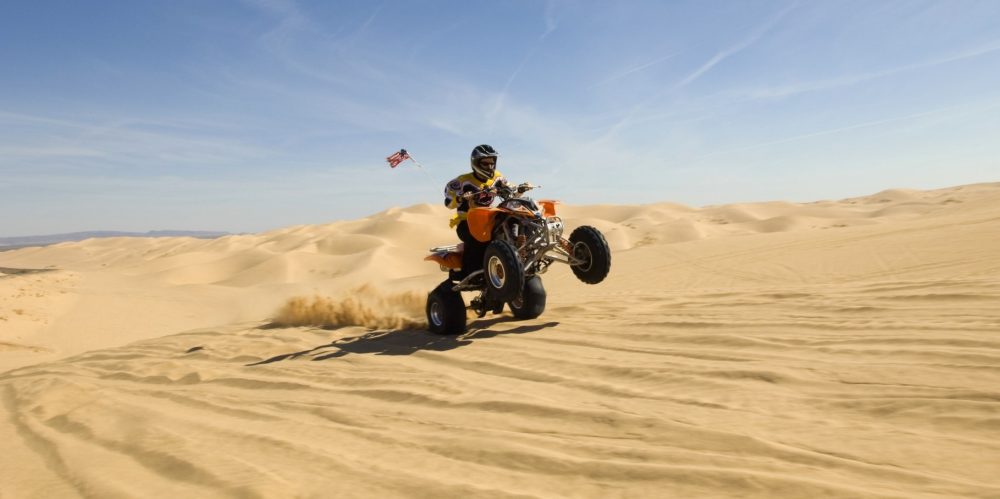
[[273, 284, 426, 330]]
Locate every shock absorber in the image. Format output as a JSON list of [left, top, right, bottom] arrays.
[[559, 237, 573, 253], [516, 234, 528, 259]]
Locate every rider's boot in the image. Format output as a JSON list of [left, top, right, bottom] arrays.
[[489, 292, 505, 314], [481, 287, 504, 315]]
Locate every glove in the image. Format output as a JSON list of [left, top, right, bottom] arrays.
[[474, 190, 495, 205]]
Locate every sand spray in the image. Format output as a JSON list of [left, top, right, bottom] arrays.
[[273, 284, 426, 330]]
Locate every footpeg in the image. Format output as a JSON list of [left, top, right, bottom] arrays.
[[470, 296, 488, 318]]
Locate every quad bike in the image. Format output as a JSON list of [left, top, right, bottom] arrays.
[[424, 182, 611, 334]]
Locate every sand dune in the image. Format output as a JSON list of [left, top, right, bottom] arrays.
[[2, 183, 999, 497]]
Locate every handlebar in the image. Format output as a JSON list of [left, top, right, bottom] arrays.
[[471, 182, 541, 198], [463, 182, 539, 201]]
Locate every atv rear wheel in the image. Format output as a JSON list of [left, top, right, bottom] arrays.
[[483, 240, 524, 302], [569, 226, 611, 284], [509, 276, 546, 320], [426, 281, 466, 335]]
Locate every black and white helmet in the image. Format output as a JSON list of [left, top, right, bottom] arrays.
[[470, 144, 499, 181]]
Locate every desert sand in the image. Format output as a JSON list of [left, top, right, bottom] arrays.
[[1, 183, 999, 498]]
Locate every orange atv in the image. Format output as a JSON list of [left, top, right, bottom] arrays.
[[424, 182, 611, 334]]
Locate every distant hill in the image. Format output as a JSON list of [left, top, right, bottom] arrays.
[[0, 231, 231, 250]]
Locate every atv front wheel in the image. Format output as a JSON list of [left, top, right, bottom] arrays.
[[426, 281, 466, 335], [483, 240, 524, 302], [569, 226, 611, 284], [509, 276, 546, 320]]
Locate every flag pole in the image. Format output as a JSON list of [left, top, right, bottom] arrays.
[[403, 151, 434, 184], [406, 155, 425, 169], [387, 147, 434, 186]]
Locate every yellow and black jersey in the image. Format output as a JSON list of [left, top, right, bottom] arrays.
[[443, 171, 506, 227]]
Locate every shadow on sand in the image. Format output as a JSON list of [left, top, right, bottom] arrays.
[[248, 317, 560, 365], [0, 267, 57, 277]]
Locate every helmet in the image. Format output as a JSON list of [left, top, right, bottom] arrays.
[[470, 144, 499, 181]]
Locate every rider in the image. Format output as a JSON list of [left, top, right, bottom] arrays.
[[443, 144, 510, 279]]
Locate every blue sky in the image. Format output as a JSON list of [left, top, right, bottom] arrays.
[[2, 0, 999, 236]]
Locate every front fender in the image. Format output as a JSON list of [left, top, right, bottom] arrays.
[[467, 207, 501, 243], [538, 200, 559, 218]]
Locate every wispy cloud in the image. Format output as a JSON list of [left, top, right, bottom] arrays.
[[241, 0, 388, 86], [542, 0, 561, 38], [244, 0, 312, 52], [487, 2, 562, 127], [595, 2, 795, 144], [673, 2, 795, 90], [0, 110, 269, 172], [356, 3, 384, 35], [735, 38, 1000, 100], [488, 49, 537, 126], [673, 97, 1000, 168], [590, 52, 680, 88], [0, 145, 106, 159], [405, 16, 471, 63]]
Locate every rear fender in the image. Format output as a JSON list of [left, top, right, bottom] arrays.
[[424, 251, 463, 270]]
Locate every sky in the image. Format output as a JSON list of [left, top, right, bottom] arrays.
[[2, 0, 999, 236]]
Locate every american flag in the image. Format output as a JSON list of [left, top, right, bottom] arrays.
[[386, 149, 410, 168]]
